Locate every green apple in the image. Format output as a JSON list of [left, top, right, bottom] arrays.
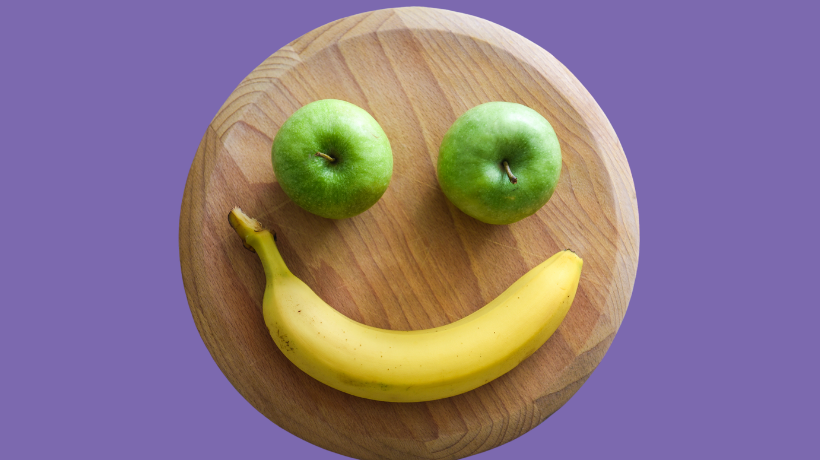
[[437, 102, 561, 225], [272, 99, 393, 219]]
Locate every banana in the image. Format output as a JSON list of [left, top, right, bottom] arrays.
[[229, 207, 582, 402]]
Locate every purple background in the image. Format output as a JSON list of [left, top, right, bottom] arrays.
[[1, 0, 817, 458]]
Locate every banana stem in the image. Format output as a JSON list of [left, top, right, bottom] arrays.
[[228, 207, 263, 250], [228, 207, 291, 277]]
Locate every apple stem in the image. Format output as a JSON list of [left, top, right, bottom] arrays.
[[502, 161, 518, 184], [315, 151, 336, 162]]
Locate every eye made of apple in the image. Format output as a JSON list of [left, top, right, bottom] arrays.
[[272, 99, 393, 220], [436, 102, 562, 225]]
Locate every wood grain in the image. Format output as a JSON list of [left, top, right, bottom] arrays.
[[180, 7, 639, 459]]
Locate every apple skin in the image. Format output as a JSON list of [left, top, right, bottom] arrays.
[[272, 99, 392, 219], [437, 102, 561, 225]]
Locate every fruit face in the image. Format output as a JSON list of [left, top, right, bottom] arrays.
[[437, 102, 561, 225], [272, 99, 393, 219]]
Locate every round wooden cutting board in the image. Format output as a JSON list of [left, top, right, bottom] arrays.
[[180, 7, 639, 460]]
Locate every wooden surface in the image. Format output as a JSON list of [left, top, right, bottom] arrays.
[[180, 7, 639, 460]]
